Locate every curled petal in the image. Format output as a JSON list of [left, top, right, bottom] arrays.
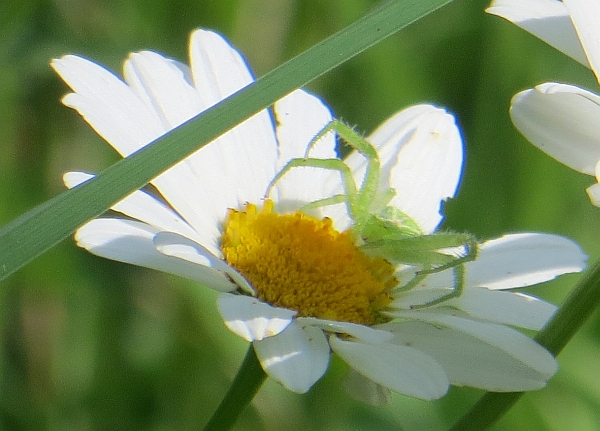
[[587, 182, 600, 206], [511, 83, 600, 175], [154, 232, 254, 294], [253, 322, 330, 393], [217, 293, 296, 342], [75, 219, 236, 291]]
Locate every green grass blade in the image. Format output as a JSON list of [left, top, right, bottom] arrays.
[[0, 0, 453, 281]]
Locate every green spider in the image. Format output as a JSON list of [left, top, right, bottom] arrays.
[[265, 120, 478, 308]]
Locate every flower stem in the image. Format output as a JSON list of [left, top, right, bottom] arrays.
[[203, 345, 267, 431], [450, 256, 600, 431]]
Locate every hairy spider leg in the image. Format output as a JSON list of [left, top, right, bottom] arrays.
[[365, 232, 478, 308], [265, 120, 387, 234]]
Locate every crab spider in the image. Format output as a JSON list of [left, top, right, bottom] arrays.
[[265, 120, 478, 308]]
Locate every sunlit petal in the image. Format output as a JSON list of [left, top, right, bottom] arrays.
[[271, 89, 338, 217], [51, 55, 164, 156], [254, 322, 330, 393], [64, 171, 200, 240], [361, 105, 463, 233]]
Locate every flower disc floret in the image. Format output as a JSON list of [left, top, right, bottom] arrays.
[[221, 200, 395, 325]]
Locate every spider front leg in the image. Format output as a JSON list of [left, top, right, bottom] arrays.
[[265, 119, 389, 233], [265, 156, 361, 219]]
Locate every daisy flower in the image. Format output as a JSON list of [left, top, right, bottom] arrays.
[[487, 0, 600, 205], [54, 29, 586, 403]]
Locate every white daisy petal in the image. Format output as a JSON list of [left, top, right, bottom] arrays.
[[75, 218, 236, 290], [216, 293, 296, 342], [383, 321, 556, 391], [57, 31, 280, 254], [171, 30, 279, 224], [63, 171, 93, 188], [271, 89, 337, 215], [123, 51, 200, 130], [360, 104, 463, 233], [486, 0, 588, 66], [394, 311, 558, 377], [465, 233, 586, 289], [64, 171, 200, 239], [329, 336, 449, 400], [564, 0, 600, 80], [51, 55, 164, 156], [253, 322, 330, 393], [447, 287, 557, 331], [154, 232, 254, 294], [510, 83, 600, 175], [189, 29, 254, 106], [295, 317, 393, 343], [415, 233, 586, 290], [274, 89, 335, 164]]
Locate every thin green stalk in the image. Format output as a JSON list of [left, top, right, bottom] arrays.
[[203, 346, 267, 431], [450, 256, 600, 431]]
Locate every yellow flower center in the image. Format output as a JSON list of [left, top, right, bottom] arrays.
[[220, 200, 396, 325]]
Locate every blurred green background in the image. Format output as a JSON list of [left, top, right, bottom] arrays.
[[1, 0, 600, 430]]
